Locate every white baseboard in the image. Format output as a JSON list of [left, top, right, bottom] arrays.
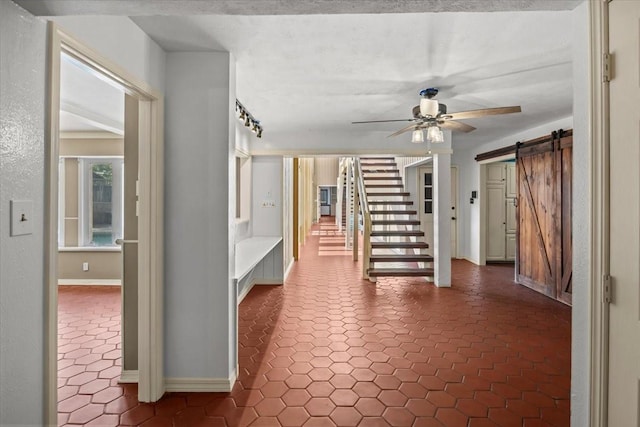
[[58, 279, 121, 286], [283, 258, 294, 282], [165, 371, 237, 392], [119, 370, 139, 383], [462, 256, 482, 266]]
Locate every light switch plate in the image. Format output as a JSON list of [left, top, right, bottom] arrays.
[[10, 200, 33, 236]]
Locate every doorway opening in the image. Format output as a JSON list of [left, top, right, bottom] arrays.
[[46, 23, 164, 424]]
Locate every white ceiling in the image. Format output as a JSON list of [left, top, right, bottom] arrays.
[[133, 11, 574, 149], [20, 0, 579, 150], [60, 53, 124, 135]]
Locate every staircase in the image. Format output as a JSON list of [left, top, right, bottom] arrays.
[[360, 157, 434, 279]]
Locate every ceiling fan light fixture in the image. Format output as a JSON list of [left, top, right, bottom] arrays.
[[420, 98, 439, 117], [411, 129, 424, 143], [427, 126, 444, 143]]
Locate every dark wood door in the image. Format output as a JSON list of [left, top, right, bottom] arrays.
[[556, 136, 572, 305], [515, 131, 572, 305]]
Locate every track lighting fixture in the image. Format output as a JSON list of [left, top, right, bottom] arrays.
[[236, 99, 264, 139]]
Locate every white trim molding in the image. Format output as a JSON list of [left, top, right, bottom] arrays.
[[119, 370, 139, 384], [165, 373, 238, 393]]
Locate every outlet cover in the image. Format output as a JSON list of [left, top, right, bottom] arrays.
[[10, 200, 33, 236]]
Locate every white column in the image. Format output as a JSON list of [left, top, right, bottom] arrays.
[[433, 147, 452, 287]]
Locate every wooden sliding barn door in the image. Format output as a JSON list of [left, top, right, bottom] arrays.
[[516, 131, 572, 305], [555, 135, 572, 305]]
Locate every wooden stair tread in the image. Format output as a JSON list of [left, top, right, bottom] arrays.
[[372, 220, 421, 225], [370, 230, 424, 237], [370, 210, 417, 215], [367, 192, 410, 197], [366, 184, 404, 188], [360, 157, 395, 160], [360, 162, 398, 166], [364, 176, 402, 181], [371, 241, 429, 249], [370, 254, 433, 262], [369, 200, 413, 205], [362, 169, 400, 173], [369, 268, 434, 277]]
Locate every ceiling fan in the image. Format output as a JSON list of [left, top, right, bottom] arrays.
[[352, 88, 521, 143]]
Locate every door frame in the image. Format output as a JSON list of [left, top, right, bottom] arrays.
[[478, 155, 515, 266], [45, 23, 165, 423], [587, 0, 609, 425]]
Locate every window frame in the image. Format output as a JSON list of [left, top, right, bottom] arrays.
[[78, 156, 124, 247]]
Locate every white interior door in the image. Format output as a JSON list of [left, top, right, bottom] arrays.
[[419, 166, 457, 258], [609, 1, 640, 424], [486, 184, 506, 260]]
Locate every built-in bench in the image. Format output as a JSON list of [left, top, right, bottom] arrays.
[[234, 236, 283, 303]]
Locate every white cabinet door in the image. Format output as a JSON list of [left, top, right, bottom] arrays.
[[486, 163, 506, 185], [506, 163, 517, 198], [486, 185, 506, 260], [505, 233, 516, 261], [505, 198, 517, 234], [609, 1, 640, 424]]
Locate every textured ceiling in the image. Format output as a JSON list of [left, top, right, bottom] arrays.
[[19, 0, 579, 152], [16, 0, 583, 16], [133, 11, 574, 150]]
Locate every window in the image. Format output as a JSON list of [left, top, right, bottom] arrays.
[[79, 158, 124, 247], [424, 172, 433, 214]]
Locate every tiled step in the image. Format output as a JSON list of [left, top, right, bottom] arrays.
[[370, 230, 424, 237], [371, 241, 429, 249], [370, 209, 417, 215], [369, 200, 413, 205], [370, 254, 434, 263], [372, 219, 421, 226], [364, 176, 403, 181], [368, 268, 434, 277]]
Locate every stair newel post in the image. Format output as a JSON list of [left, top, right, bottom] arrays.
[[345, 159, 353, 249], [363, 211, 372, 281], [336, 159, 343, 231], [353, 159, 360, 261]]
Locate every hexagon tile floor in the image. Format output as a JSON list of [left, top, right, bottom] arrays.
[[58, 218, 571, 426]]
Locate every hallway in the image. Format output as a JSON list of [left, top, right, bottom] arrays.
[[58, 218, 570, 426]]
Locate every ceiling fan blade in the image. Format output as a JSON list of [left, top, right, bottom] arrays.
[[446, 106, 521, 121], [387, 123, 419, 138], [352, 119, 414, 124], [439, 120, 476, 133]]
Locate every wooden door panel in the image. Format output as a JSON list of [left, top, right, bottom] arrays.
[[517, 152, 556, 298], [557, 142, 572, 304]]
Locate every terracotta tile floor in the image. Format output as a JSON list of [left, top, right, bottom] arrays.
[[58, 218, 571, 426]]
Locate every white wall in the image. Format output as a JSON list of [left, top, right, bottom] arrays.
[[315, 157, 339, 185], [0, 3, 46, 424], [571, 1, 590, 425], [164, 52, 237, 380], [452, 116, 573, 264], [252, 156, 284, 237]]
